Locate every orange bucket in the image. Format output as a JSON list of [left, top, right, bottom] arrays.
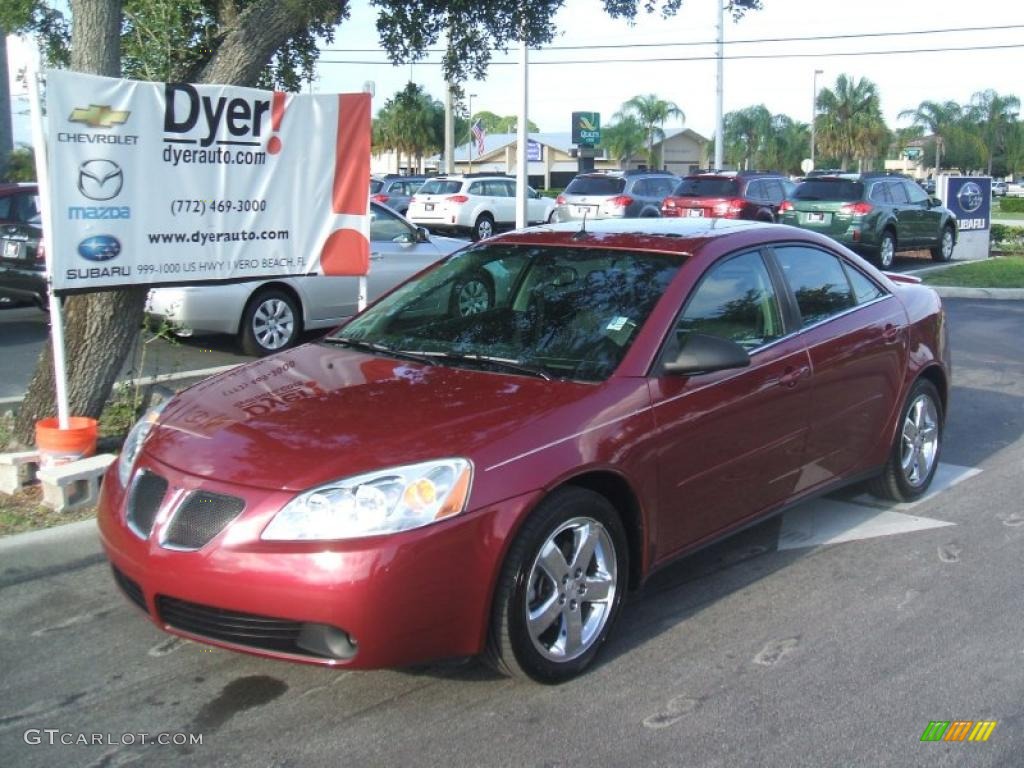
[[35, 417, 99, 469]]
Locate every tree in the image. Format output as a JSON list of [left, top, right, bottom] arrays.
[[374, 83, 444, 172], [614, 94, 685, 168], [815, 74, 888, 171], [469, 111, 538, 135], [11, 0, 762, 447], [761, 114, 809, 175], [897, 100, 961, 175], [600, 116, 647, 168], [723, 104, 771, 170], [967, 89, 1020, 175]]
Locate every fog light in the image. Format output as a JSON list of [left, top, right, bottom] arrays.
[[296, 623, 358, 660]]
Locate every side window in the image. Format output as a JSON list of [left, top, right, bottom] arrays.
[[676, 251, 784, 350], [844, 263, 886, 304], [745, 180, 765, 201], [904, 181, 929, 204], [869, 182, 892, 203], [631, 179, 650, 196], [501, 180, 516, 197], [888, 181, 910, 204], [774, 245, 856, 326], [369, 206, 413, 242], [468, 181, 485, 196], [654, 179, 675, 197], [766, 180, 786, 203]]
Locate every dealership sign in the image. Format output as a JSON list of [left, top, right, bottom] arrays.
[[944, 176, 991, 232], [571, 112, 601, 147], [45, 70, 371, 292]]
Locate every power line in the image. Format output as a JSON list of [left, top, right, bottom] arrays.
[[321, 23, 1024, 54], [319, 41, 1024, 66]]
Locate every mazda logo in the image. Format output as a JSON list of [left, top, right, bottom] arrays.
[[78, 235, 122, 262], [78, 159, 124, 201], [957, 181, 983, 214]]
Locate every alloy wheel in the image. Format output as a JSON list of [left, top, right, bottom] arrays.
[[252, 298, 295, 351], [900, 393, 939, 488]]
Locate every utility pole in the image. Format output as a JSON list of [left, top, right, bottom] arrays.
[[713, 0, 724, 170], [515, 38, 529, 228], [810, 69, 823, 170], [444, 84, 455, 174]]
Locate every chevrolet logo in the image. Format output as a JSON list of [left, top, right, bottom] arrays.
[[68, 105, 130, 129]]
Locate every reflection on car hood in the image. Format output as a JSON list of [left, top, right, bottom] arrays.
[[143, 341, 593, 491]]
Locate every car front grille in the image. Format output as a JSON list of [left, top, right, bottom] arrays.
[[126, 471, 168, 539], [111, 566, 148, 614], [163, 491, 245, 550], [156, 596, 354, 660]]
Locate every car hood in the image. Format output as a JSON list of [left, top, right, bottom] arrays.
[[143, 341, 595, 491]]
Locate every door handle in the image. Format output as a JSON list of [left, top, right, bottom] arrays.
[[882, 323, 901, 342], [775, 365, 809, 388]]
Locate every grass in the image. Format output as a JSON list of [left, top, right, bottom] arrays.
[[0, 485, 95, 537], [923, 255, 1024, 288]]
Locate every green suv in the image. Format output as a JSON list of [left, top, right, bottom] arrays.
[[778, 173, 957, 267]]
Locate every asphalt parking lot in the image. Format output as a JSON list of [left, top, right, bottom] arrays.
[[0, 297, 1021, 767]]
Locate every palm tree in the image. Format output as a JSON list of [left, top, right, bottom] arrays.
[[614, 94, 685, 168], [897, 100, 962, 175], [600, 117, 647, 168], [373, 83, 444, 172], [815, 74, 888, 171], [724, 105, 772, 170], [761, 114, 809, 175], [967, 89, 1021, 174]]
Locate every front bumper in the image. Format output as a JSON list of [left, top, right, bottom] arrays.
[[98, 454, 535, 669], [146, 285, 249, 336]]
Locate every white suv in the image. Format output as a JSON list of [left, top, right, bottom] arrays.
[[407, 174, 556, 240]]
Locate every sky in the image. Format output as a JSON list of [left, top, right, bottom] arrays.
[[6, 0, 1024, 144]]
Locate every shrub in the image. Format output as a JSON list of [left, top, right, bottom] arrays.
[[1000, 196, 1024, 213], [990, 223, 1024, 249]]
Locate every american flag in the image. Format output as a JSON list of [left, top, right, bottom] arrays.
[[471, 119, 486, 155]]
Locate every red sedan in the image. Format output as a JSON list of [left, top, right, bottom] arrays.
[[99, 218, 949, 683]]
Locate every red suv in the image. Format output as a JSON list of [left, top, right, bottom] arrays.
[[661, 171, 794, 222]]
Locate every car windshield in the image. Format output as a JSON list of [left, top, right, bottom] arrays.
[[793, 179, 864, 202], [418, 179, 464, 195], [565, 176, 626, 196], [672, 178, 739, 197], [329, 244, 682, 382]]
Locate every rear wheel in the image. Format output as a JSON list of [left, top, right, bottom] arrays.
[[868, 379, 943, 502], [449, 271, 494, 317], [240, 288, 301, 356], [472, 213, 495, 241], [930, 225, 955, 262], [876, 230, 896, 269], [486, 487, 627, 684]]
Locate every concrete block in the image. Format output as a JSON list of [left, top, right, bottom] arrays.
[[38, 454, 116, 512], [0, 451, 40, 495]]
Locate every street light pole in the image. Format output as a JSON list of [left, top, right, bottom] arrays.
[[810, 69, 823, 170], [713, 0, 724, 170]]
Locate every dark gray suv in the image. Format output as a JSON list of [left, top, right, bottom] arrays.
[[370, 174, 427, 215], [552, 169, 679, 222]]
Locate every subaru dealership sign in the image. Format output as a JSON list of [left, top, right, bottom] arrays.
[[944, 176, 991, 232]]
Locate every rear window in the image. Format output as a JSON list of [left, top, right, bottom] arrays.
[[369, 179, 384, 194], [672, 178, 739, 197], [793, 179, 864, 202], [419, 180, 465, 195], [565, 176, 626, 196]]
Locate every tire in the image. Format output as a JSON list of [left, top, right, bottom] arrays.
[[486, 486, 628, 684], [240, 288, 301, 357], [449, 271, 495, 317], [930, 225, 955, 262], [876, 230, 896, 269], [472, 213, 495, 241], [867, 379, 943, 502]]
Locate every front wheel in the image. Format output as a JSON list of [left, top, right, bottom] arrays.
[[486, 487, 628, 684], [930, 225, 955, 262], [240, 288, 301, 356], [868, 378, 943, 502]]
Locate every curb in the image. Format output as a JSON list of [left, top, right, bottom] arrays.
[[0, 518, 103, 588], [929, 286, 1024, 300]]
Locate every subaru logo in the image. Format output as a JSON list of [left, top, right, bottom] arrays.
[[957, 182, 983, 214], [78, 159, 123, 201], [78, 235, 122, 262]]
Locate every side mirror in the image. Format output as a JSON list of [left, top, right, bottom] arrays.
[[928, 197, 943, 208], [663, 333, 751, 376], [415, 226, 430, 243]]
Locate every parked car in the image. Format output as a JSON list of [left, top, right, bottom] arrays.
[[778, 173, 957, 267], [369, 174, 427, 215], [147, 202, 466, 356], [0, 183, 46, 309], [551, 169, 678, 223], [991, 180, 1008, 197], [660, 171, 794, 222], [406, 174, 555, 240], [101, 217, 949, 683]]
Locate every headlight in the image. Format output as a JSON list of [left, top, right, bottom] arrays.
[[117, 401, 168, 486], [262, 459, 473, 541]]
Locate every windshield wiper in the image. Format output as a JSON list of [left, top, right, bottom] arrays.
[[322, 336, 437, 366], [428, 352, 552, 380]]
